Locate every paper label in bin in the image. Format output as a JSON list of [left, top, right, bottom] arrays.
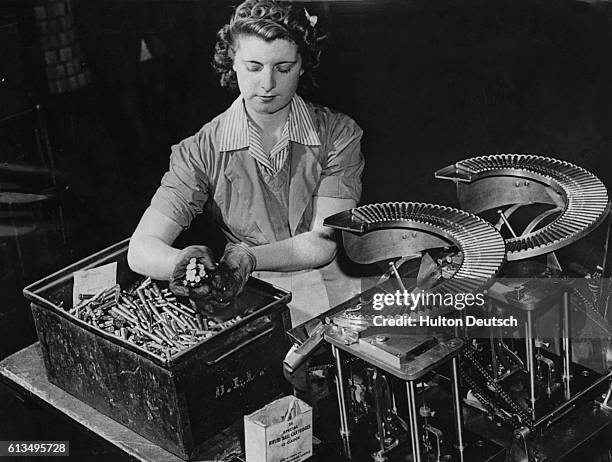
[[244, 395, 312, 462], [72, 262, 117, 306]]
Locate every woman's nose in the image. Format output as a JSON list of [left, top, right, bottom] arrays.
[[260, 68, 276, 92]]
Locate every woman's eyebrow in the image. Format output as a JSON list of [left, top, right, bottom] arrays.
[[243, 59, 297, 65]]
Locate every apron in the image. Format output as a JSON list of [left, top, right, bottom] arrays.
[[252, 258, 362, 327]]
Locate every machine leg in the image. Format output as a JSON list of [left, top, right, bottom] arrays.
[[562, 291, 572, 400], [525, 311, 536, 420], [332, 345, 352, 458], [406, 381, 421, 462], [451, 357, 466, 461]]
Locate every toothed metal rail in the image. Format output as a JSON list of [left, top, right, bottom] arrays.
[[435, 154, 610, 260], [324, 202, 506, 316]]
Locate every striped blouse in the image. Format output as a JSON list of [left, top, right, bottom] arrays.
[[151, 94, 364, 246]]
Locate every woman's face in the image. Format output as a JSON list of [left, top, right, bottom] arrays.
[[232, 35, 303, 117]]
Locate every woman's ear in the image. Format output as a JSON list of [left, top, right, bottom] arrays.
[[299, 68, 304, 76], [230, 45, 237, 72]]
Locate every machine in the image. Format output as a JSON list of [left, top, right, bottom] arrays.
[[286, 155, 612, 462]]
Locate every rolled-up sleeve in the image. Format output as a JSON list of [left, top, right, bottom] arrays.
[[314, 114, 364, 201], [150, 134, 209, 229]]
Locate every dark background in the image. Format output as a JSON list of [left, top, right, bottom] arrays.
[[1, 0, 612, 458]]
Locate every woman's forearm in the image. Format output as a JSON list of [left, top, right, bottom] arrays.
[[127, 235, 181, 280], [250, 196, 355, 272], [250, 229, 337, 272], [127, 206, 184, 280]]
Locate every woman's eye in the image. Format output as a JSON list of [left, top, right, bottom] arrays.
[[277, 66, 293, 74], [246, 64, 262, 72]]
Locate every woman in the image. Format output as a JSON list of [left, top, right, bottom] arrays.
[[128, 0, 364, 326]]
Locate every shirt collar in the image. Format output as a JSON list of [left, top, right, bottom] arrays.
[[219, 95, 321, 152], [219, 97, 249, 152]]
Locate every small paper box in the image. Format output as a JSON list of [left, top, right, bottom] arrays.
[[244, 395, 313, 462]]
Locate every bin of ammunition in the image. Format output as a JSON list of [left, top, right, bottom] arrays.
[[24, 239, 292, 460]]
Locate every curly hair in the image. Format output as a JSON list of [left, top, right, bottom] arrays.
[[212, 0, 327, 93]]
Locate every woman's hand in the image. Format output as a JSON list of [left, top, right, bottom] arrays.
[[169, 245, 217, 299], [211, 243, 257, 300]]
